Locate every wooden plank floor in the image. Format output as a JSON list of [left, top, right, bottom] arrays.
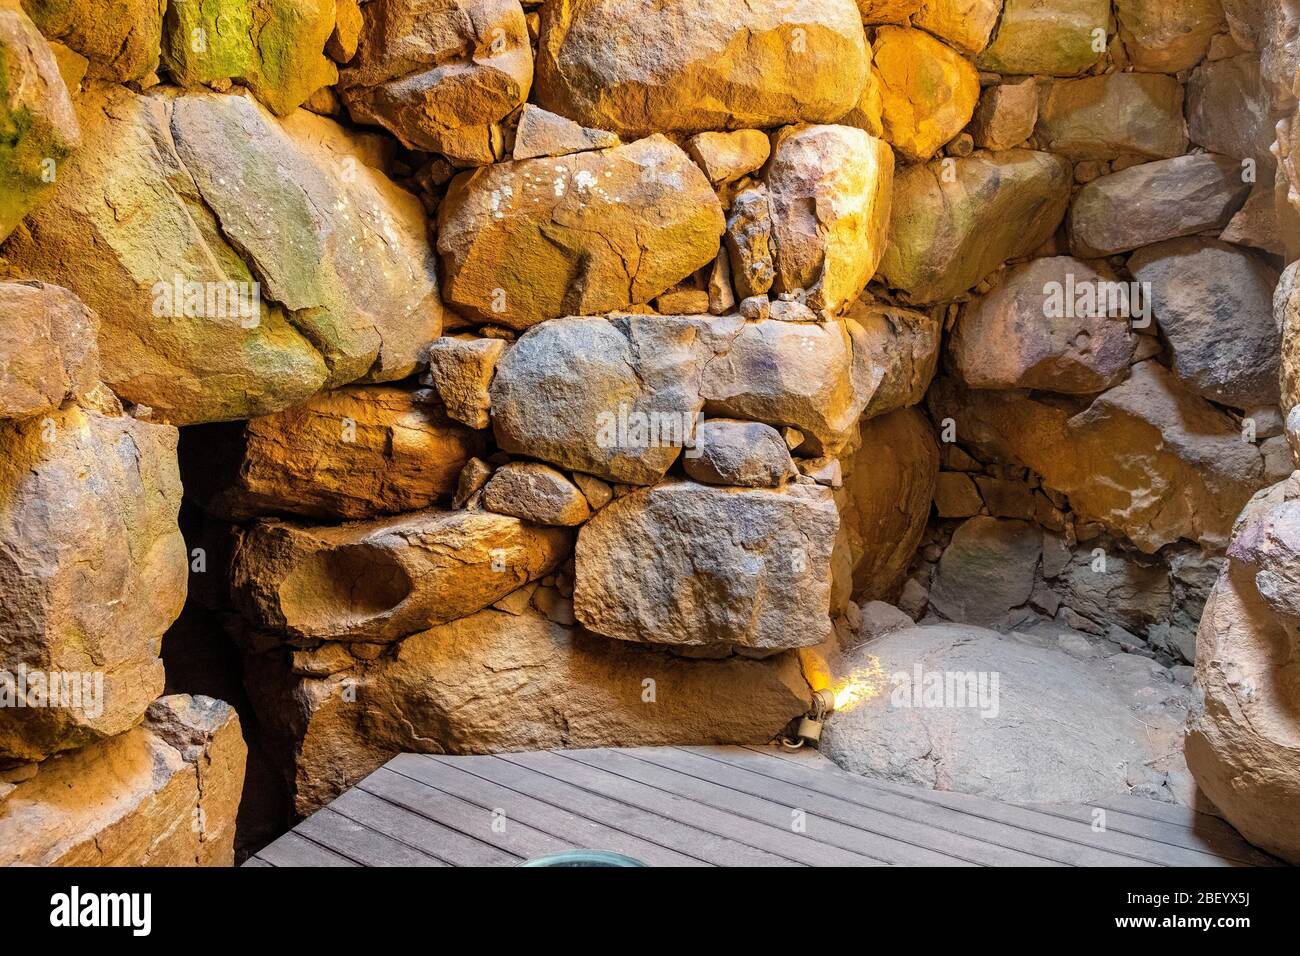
[[247, 745, 1279, 867]]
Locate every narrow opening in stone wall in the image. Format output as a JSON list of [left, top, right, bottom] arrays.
[[0, 0, 1297, 881]]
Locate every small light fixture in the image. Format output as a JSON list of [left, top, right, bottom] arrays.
[[789, 688, 836, 747]]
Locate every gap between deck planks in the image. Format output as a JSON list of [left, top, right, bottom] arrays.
[[248, 745, 1277, 868]]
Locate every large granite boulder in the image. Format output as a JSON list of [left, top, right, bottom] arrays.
[[534, 0, 869, 137], [0, 695, 245, 865], [929, 363, 1270, 553], [872, 25, 980, 163], [21, 0, 165, 81], [231, 509, 571, 644], [244, 605, 812, 815], [878, 150, 1072, 304], [765, 123, 894, 313], [574, 480, 839, 650], [1129, 238, 1281, 409], [189, 386, 485, 522], [910, 0, 1002, 55], [822, 624, 1195, 805], [338, 0, 533, 165], [2, 86, 441, 424], [0, 400, 186, 764], [1114, 0, 1224, 73], [838, 407, 938, 602], [929, 516, 1042, 627], [0, 0, 80, 244], [0, 280, 99, 420], [1068, 154, 1252, 258], [976, 0, 1109, 76], [1186, 476, 1300, 864], [1036, 73, 1188, 161], [437, 135, 724, 328], [1187, 55, 1279, 177], [847, 302, 941, 419], [162, 0, 338, 116], [950, 257, 1137, 394]]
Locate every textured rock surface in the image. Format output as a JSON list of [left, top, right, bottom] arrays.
[[575, 481, 838, 649], [1130, 239, 1280, 409], [930, 364, 1269, 552], [976, 0, 1109, 76], [951, 257, 1137, 394], [339, 0, 532, 164], [0, 280, 98, 419], [910, 0, 1001, 56], [482, 461, 591, 526], [1186, 477, 1300, 864], [1036, 73, 1188, 161], [878, 150, 1072, 304], [765, 123, 893, 313], [1068, 154, 1252, 257], [0, 0, 79, 244], [1115, 0, 1224, 73], [535, 0, 869, 137], [0, 402, 186, 764], [437, 136, 724, 328], [930, 517, 1042, 626], [3, 86, 441, 424], [192, 386, 485, 522], [0, 695, 245, 865], [683, 419, 793, 488], [822, 624, 1194, 805], [246, 605, 812, 814], [839, 407, 938, 602], [21, 0, 164, 81], [872, 26, 980, 162], [231, 509, 571, 644], [513, 103, 619, 160], [845, 301, 941, 419], [424, 335, 506, 430], [685, 129, 770, 187], [1187, 55, 1278, 175], [970, 77, 1037, 150]]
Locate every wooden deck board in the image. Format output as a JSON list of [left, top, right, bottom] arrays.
[[249, 745, 1275, 867]]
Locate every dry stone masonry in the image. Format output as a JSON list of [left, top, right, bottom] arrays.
[[0, 0, 1297, 865]]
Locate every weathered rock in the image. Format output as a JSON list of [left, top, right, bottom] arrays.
[[2, 86, 442, 424], [846, 301, 941, 419], [0, 280, 99, 420], [930, 517, 1042, 627], [1036, 73, 1189, 161], [872, 26, 980, 163], [575, 481, 838, 650], [951, 257, 1138, 394], [231, 509, 572, 644], [245, 605, 812, 814], [878, 150, 1072, 304], [822, 624, 1195, 806], [0, 402, 186, 764], [1281, 262, 1300, 413], [1129, 239, 1280, 409], [0, 695, 245, 865], [765, 124, 894, 313], [535, 0, 869, 138], [1186, 477, 1300, 864], [698, 316, 879, 456], [856, 0, 923, 23], [192, 386, 485, 522], [512, 103, 619, 161], [482, 461, 591, 526], [934, 471, 983, 518], [976, 0, 1109, 76], [490, 314, 709, 484], [1048, 542, 1173, 638], [21, 0, 164, 80], [838, 407, 938, 602], [929, 364, 1269, 552], [162, 0, 338, 116], [1220, 0, 1300, 105], [841, 64, 885, 138], [0, 0, 80, 244], [328, 0, 363, 62], [685, 129, 770, 187], [682, 419, 794, 488], [1187, 55, 1278, 178], [1068, 154, 1252, 257], [453, 456, 493, 509], [1115, 0, 1225, 73], [725, 185, 776, 299], [1221, 183, 1288, 257], [424, 335, 507, 429], [910, 0, 1001, 55], [437, 135, 724, 328], [338, 0, 532, 164], [970, 77, 1038, 150]]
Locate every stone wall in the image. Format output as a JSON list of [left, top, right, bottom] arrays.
[[0, 0, 1297, 863]]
